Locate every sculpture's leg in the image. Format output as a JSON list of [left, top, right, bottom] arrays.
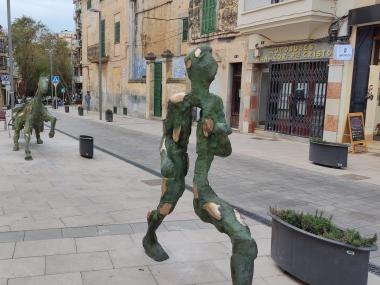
[[193, 154, 257, 285], [43, 112, 56, 138], [13, 120, 21, 151], [143, 176, 185, 261], [24, 119, 33, 160], [35, 126, 43, 144]]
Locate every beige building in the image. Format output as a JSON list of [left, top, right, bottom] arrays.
[[236, 0, 380, 142], [78, 0, 192, 118]]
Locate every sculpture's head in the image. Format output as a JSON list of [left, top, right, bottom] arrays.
[[38, 75, 49, 95], [184, 46, 218, 88]]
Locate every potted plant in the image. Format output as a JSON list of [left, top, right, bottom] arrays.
[[309, 138, 348, 168], [270, 207, 377, 285], [374, 123, 380, 141], [105, 109, 113, 122]]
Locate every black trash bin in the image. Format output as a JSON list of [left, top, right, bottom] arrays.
[[79, 135, 93, 159], [123, 107, 128, 115], [105, 109, 113, 122], [78, 106, 84, 116], [113, 106, 117, 114], [65, 105, 69, 113]]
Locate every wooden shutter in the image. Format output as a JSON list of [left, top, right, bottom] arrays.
[[201, 0, 216, 35], [101, 19, 106, 57], [182, 18, 189, 42], [114, 21, 120, 44]]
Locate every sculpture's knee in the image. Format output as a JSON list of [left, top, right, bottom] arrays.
[[233, 237, 258, 259], [159, 203, 173, 216]]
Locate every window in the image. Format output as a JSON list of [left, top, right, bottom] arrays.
[[182, 18, 189, 42], [101, 19, 105, 56], [201, 0, 216, 35], [87, 0, 91, 9], [114, 21, 120, 44]]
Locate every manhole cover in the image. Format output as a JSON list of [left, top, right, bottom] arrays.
[[338, 174, 370, 181], [141, 179, 162, 186]]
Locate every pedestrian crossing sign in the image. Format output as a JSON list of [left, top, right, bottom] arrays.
[[51, 76, 60, 86]]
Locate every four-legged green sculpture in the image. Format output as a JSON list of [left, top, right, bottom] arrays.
[[12, 76, 57, 160]]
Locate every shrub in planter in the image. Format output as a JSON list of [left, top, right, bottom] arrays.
[[105, 109, 113, 122], [270, 207, 377, 285]]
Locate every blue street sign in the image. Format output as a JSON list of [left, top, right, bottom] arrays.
[[1, 74, 10, 85], [51, 76, 60, 86]]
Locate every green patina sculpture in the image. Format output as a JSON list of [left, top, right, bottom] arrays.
[[12, 76, 57, 160], [143, 47, 257, 284]]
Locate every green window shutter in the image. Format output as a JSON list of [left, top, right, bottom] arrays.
[[101, 19, 106, 57], [182, 18, 189, 42], [201, 0, 216, 35], [114, 21, 120, 44], [87, 0, 91, 10]]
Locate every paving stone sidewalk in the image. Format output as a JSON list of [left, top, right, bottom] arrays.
[[0, 128, 323, 284], [51, 107, 380, 268]]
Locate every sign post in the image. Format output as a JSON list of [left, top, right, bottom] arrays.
[[51, 76, 60, 109]]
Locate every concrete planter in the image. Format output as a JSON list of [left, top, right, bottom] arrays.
[[105, 109, 113, 122], [78, 106, 84, 116], [271, 215, 376, 285], [309, 141, 348, 168]]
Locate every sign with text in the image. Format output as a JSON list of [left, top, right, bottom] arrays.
[[248, 42, 333, 64], [334, 44, 353, 61], [343, 112, 367, 153], [1, 74, 10, 85]]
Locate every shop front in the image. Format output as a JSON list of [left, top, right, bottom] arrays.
[[248, 42, 333, 138], [349, 4, 380, 141]]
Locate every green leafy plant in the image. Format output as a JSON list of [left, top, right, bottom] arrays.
[[270, 207, 377, 247]]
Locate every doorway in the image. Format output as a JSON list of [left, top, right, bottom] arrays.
[[154, 62, 162, 117], [259, 68, 269, 125], [230, 63, 242, 129]]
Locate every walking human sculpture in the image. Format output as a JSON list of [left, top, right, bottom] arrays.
[[12, 75, 57, 160], [143, 47, 257, 284]]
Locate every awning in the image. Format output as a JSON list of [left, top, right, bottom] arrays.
[[349, 4, 380, 26]]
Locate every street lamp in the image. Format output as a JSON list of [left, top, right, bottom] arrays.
[[7, 0, 15, 108], [45, 48, 53, 106], [89, 8, 102, 120]]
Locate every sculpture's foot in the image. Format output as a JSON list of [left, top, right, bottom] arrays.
[[37, 138, 43, 144], [13, 145, 19, 151], [49, 131, 55, 138], [142, 234, 169, 262], [25, 151, 33, 161]]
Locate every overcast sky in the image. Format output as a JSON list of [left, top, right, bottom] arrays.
[[0, 0, 74, 33]]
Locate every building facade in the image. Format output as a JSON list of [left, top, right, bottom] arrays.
[[0, 26, 7, 108], [236, 0, 380, 142], [75, 0, 380, 141]]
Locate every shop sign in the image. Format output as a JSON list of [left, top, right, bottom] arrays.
[[248, 42, 333, 64], [334, 44, 353, 61]]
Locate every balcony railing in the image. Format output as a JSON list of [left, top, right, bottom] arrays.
[[87, 44, 108, 63], [245, 0, 288, 11]]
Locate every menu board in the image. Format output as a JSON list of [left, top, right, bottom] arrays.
[[349, 114, 365, 142], [343, 112, 367, 153]]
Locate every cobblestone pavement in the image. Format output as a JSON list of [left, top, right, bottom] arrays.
[[0, 128, 314, 284], [50, 108, 380, 268]]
